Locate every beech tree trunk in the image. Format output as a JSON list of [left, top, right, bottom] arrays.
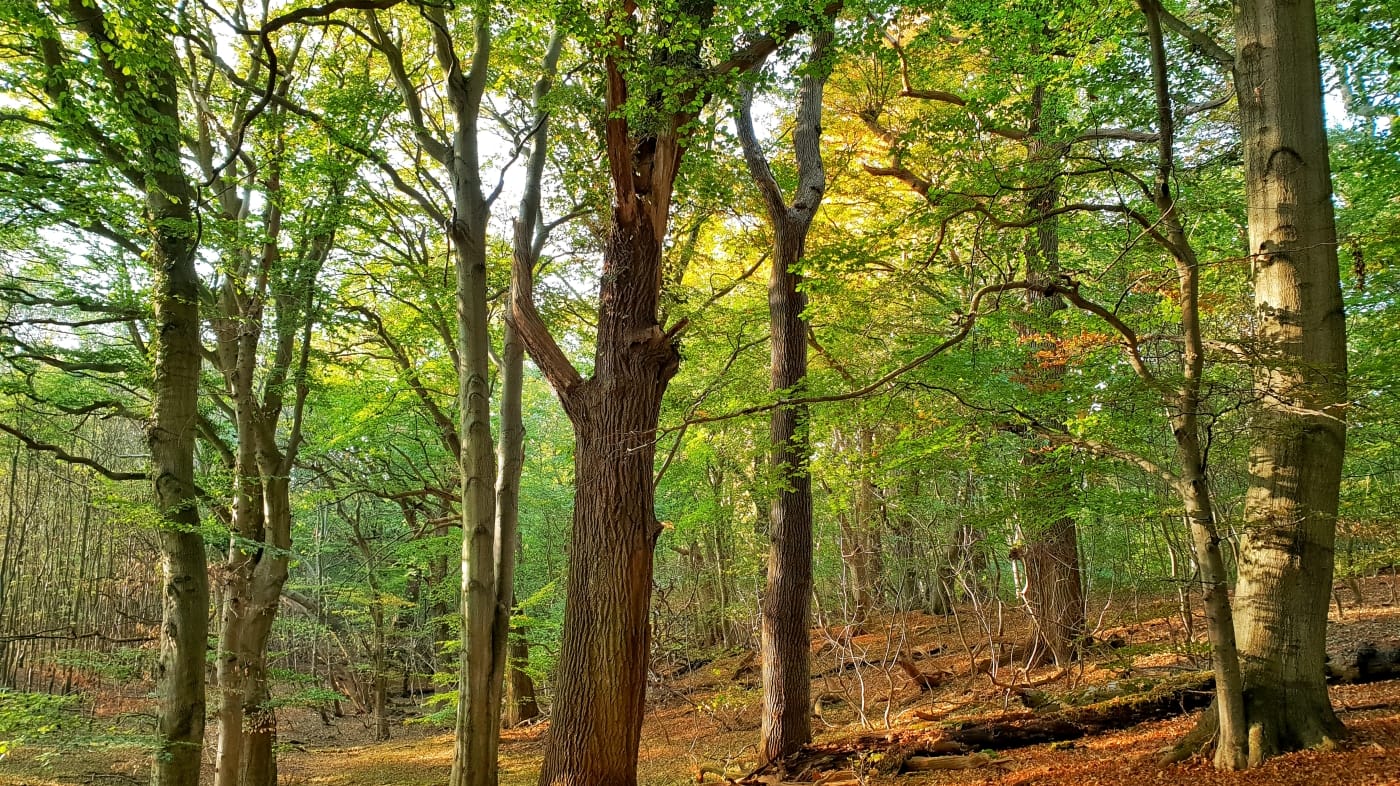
[[735, 29, 832, 764], [148, 184, 207, 786], [1229, 0, 1348, 764], [132, 19, 208, 786], [237, 492, 293, 786], [201, 128, 330, 786]]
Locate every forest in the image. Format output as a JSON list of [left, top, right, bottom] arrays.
[[0, 0, 1396, 784]]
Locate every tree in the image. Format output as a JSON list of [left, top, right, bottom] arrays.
[[500, 26, 567, 731], [734, 26, 833, 763], [853, 8, 1098, 660], [510, 1, 838, 780], [1223, 0, 1349, 765], [355, 4, 507, 780], [198, 99, 349, 786], [0, 1, 210, 782]]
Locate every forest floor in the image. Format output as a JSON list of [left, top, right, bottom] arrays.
[[3, 576, 1399, 785]]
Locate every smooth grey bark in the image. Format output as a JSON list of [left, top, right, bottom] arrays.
[[1229, 0, 1348, 764], [427, 7, 505, 786], [367, 5, 502, 781], [1130, 0, 1249, 766], [198, 109, 334, 784], [369, 9, 559, 781], [497, 27, 564, 735], [37, 4, 213, 782]]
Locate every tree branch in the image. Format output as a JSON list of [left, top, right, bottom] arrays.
[[0, 422, 144, 481]]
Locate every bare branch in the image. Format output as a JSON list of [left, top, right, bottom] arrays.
[[0, 421, 144, 481]]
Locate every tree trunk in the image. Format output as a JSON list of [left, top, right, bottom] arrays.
[[213, 430, 261, 786], [850, 428, 884, 619], [1015, 491, 1084, 667], [759, 219, 815, 764], [446, 175, 503, 786], [148, 184, 209, 786], [424, 8, 510, 786], [1012, 94, 1085, 667], [1229, 0, 1348, 764], [503, 624, 539, 727], [373, 611, 390, 742], [237, 473, 295, 786], [534, 208, 679, 785], [497, 312, 535, 733], [734, 32, 831, 763], [515, 7, 810, 780], [833, 427, 884, 621], [1127, 3, 1252, 766]]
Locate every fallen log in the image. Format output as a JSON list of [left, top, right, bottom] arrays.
[[883, 673, 1211, 771], [942, 671, 1214, 749], [1327, 640, 1400, 685], [758, 670, 1215, 778], [903, 753, 998, 772], [1018, 673, 1168, 711]]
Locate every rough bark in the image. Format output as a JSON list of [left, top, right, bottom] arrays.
[[1229, 0, 1348, 764], [734, 28, 832, 765], [503, 623, 539, 727], [531, 209, 679, 784], [513, 5, 835, 783], [1014, 471, 1083, 668], [1012, 87, 1084, 668]]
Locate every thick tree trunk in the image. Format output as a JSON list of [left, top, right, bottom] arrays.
[[1014, 104, 1084, 666], [1229, 0, 1348, 764], [1015, 495, 1083, 667], [535, 211, 678, 786], [517, 6, 810, 779]]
